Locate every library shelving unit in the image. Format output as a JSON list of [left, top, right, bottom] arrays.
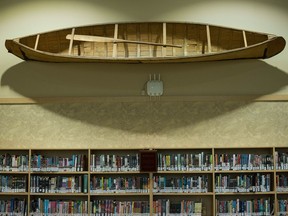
[[0, 149, 29, 216], [214, 147, 275, 216], [0, 147, 287, 215]]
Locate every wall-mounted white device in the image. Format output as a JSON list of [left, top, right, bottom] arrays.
[[146, 74, 163, 96]]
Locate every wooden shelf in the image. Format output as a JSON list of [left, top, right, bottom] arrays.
[[29, 193, 88, 196], [0, 171, 29, 174], [30, 171, 89, 174], [90, 192, 149, 196], [90, 171, 141, 174], [0, 192, 28, 196], [214, 170, 274, 173], [215, 191, 275, 195], [153, 192, 214, 196], [157, 170, 213, 174]]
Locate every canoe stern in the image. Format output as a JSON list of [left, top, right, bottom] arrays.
[[264, 36, 286, 58], [5, 39, 27, 60]]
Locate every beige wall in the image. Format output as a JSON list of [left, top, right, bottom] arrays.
[[0, 0, 288, 149], [0, 101, 287, 149]]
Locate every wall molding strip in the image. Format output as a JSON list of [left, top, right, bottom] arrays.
[[0, 95, 288, 104]]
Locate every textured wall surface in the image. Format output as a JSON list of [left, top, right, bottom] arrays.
[[0, 101, 287, 149]]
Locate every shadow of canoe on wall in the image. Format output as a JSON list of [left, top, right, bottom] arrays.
[[1, 59, 288, 134]]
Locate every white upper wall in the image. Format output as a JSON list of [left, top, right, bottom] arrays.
[[0, 0, 288, 98]]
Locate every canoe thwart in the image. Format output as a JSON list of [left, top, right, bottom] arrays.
[[66, 34, 183, 48]]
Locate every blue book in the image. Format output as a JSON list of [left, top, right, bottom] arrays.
[[44, 199, 49, 215], [83, 174, 88, 193]]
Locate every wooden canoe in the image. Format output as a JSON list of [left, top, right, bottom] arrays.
[[5, 22, 286, 63]]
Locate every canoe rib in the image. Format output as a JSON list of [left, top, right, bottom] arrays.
[[112, 24, 118, 58], [206, 25, 211, 53], [162, 23, 166, 57], [34, 34, 40, 50], [5, 22, 286, 63], [243, 31, 248, 47], [68, 28, 75, 55]]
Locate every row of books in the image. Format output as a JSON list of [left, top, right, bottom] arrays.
[[214, 154, 273, 171], [30, 199, 88, 215], [90, 154, 139, 172], [276, 174, 288, 192], [31, 154, 86, 172], [216, 198, 271, 215], [0, 154, 29, 172], [153, 199, 202, 215], [153, 175, 208, 193], [0, 199, 27, 215], [30, 175, 88, 193], [90, 200, 149, 214], [90, 176, 149, 193], [278, 199, 288, 215], [275, 151, 288, 170], [0, 175, 27, 192], [3, 152, 288, 173], [158, 152, 212, 171], [215, 174, 271, 193]]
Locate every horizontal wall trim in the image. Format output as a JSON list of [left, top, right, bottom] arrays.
[[0, 95, 288, 104]]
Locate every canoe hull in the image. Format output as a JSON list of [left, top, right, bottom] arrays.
[[5, 22, 286, 63]]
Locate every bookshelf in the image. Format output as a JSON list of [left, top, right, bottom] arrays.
[[0, 147, 287, 215]]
